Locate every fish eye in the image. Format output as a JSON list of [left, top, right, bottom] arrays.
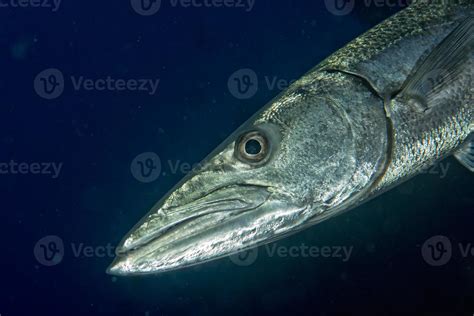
[[235, 130, 270, 165]]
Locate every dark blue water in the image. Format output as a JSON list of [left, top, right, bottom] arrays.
[[1, 1, 473, 315]]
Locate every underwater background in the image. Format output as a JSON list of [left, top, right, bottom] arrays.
[[1, 0, 473, 315]]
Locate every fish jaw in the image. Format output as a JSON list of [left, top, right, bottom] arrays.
[[107, 185, 310, 275]]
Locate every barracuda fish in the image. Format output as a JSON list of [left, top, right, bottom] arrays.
[[107, 0, 473, 275]]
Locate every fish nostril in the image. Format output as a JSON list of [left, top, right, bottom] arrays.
[[323, 196, 338, 206]]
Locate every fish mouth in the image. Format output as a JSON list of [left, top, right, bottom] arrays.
[[107, 184, 271, 275]]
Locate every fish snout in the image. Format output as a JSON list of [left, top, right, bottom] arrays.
[[107, 184, 271, 275]]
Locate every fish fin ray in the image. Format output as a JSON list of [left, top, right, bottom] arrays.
[[397, 17, 473, 112], [454, 136, 474, 172]]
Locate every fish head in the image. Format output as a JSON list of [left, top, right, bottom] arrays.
[[107, 87, 364, 275]]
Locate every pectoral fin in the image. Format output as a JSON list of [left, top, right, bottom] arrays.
[[397, 17, 473, 112], [455, 137, 474, 172]]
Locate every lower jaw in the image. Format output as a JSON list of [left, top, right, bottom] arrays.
[[115, 210, 238, 261]]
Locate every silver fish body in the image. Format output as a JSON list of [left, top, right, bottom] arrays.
[[108, 0, 473, 275]]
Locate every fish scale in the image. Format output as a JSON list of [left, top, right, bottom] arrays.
[[318, 0, 471, 85], [294, 0, 474, 198], [109, 0, 474, 275]]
